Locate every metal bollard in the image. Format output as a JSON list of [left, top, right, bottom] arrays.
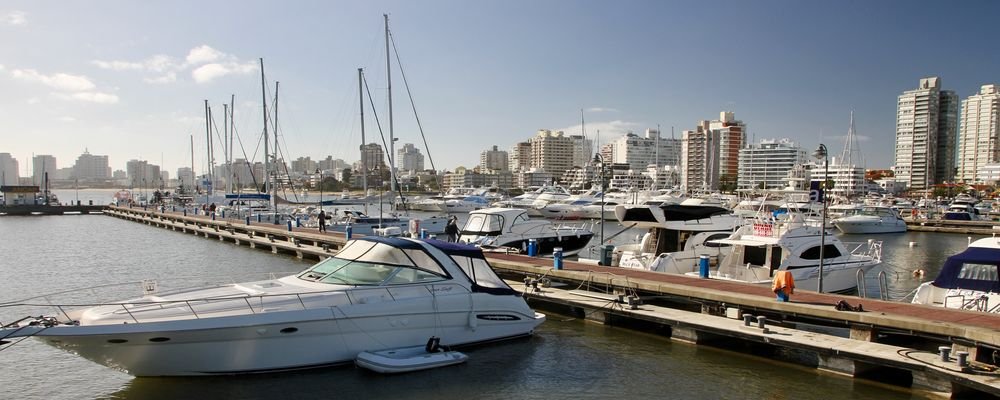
[[296, 217, 301, 227], [257, 214, 262, 223], [757, 316, 767, 329], [956, 351, 969, 368], [939, 346, 952, 362], [346, 224, 353, 240], [183, 209, 187, 217], [699, 255, 710, 278], [743, 314, 753, 327], [246, 216, 251, 225], [553, 247, 563, 270], [221, 210, 225, 218], [420, 229, 427, 239], [527, 239, 538, 256], [287, 220, 293, 231]]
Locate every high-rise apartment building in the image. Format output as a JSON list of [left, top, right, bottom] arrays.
[[72, 149, 111, 181], [957, 84, 1000, 183], [894, 77, 958, 191], [609, 129, 681, 171], [509, 142, 532, 172], [480, 145, 509, 172], [125, 159, 162, 189], [0, 153, 18, 185], [681, 121, 720, 192], [528, 130, 575, 176], [32, 155, 56, 185], [712, 112, 746, 180], [397, 143, 425, 173], [737, 139, 807, 190], [360, 143, 387, 172]]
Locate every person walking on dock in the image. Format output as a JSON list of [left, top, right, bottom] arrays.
[[318, 210, 327, 233], [445, 217, 459, 242]]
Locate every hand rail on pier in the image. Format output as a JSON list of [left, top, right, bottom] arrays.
[[856, 269, 866, 298], [877, 271, 889, 301]]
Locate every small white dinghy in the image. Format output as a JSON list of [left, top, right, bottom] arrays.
[[355, 337, 468, 374]]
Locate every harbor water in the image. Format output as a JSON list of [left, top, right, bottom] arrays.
[[0, 190, 977, 399]]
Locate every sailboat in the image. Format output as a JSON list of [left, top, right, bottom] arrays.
[[326, 16, 448, 237]]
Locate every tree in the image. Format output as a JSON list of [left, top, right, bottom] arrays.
[[719, 174, 737, 193]]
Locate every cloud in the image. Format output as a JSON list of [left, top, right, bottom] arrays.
[[556, 120, 641, 138], [58, 116, 77, 122], [54, 91, 120, 104], [10, 69, 96, 91], [144, 72, 177, 84], [26, 97, 40, 105], [91, 45, 255, 84], [185, 45, 223, 65], [585, 107, 618, 113], [191, 61, 256, 83], [5, 11, 26, 26]]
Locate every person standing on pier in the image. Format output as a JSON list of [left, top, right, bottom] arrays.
[[318, 209, 327, 232], [445, 217, 459, 242]]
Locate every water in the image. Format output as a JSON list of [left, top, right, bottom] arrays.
[[0, 191, 962, 398]]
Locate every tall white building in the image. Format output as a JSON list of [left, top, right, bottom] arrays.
[[810, 158, 866, 198], [32, 155, 56, 185], [528, 130, 575, 176], [894, 77, 958, 191], [72, 150, 111, 181], [681, 122, 720, 192], [0, 153, 18, 185], [957, 84, 1000, 183], [397, 143, 424, 173], [126, 160, 162, 189], [737, 139, 807, 190], [609, 129, 681, 171], [480, 145, 509, 172]]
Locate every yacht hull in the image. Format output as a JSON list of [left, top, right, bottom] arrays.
[[834, 220, 906, 234], [14, 305, 543, 376]]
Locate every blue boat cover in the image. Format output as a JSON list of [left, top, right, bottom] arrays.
[[224, 193, 270, 200], [933, 247, 1000, 293], [422, 238, 487, 258]]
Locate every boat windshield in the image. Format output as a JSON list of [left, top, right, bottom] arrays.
[[297, 240, 448, 286]]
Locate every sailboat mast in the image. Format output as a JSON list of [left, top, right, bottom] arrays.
[[229, 95, 235, 193], [359, 67, 368, 214], [204, 99, 211, 203], [223, 103, 228, 194], [385, 13, 396, 194], [259, 58, 271, 210], [190, 135, 195, 193]]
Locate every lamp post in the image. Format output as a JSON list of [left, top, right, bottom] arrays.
[[593, 153, 605, 246], [812, 143, 828, 293], [316, 168, 323, 208]]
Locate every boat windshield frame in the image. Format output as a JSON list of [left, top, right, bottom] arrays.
[[296, 240, 451, 286]]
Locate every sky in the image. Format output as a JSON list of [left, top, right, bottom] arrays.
[[2, 0, 1000, 177]]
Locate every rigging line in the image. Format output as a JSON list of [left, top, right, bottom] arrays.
[[231, 120, 262, 191], [389, 30, 437, 178], [362, 75, 408, 208]]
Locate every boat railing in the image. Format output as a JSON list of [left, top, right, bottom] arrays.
[[844, 240, 882, 263], [1, 278, 470, 326]]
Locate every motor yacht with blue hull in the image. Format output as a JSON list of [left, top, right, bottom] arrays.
[[0, 237, 545, 376], [912, 237, 1000, 312], [459, 208, 593, 257]]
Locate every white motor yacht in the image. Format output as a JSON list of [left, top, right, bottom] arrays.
[[833, 206, 907, 234], [912, 237, 1000, 312], [0, 237, 545, 376], [612, 203, 745, 274], [459, 208, 593, 257], [706, 213, 882, 293]]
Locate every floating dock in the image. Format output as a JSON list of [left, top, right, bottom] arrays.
[[905, 218, 1000, 235], [104, 206, 1000, 397], [0, 204, 107, 216]]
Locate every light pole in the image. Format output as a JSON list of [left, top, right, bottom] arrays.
[[593, 153, 605, 246], [316, 168, 323, 208], [813, 143, 828, 293]]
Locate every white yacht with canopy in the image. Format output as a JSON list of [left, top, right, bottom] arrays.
[[0, 237, 544, 376]]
